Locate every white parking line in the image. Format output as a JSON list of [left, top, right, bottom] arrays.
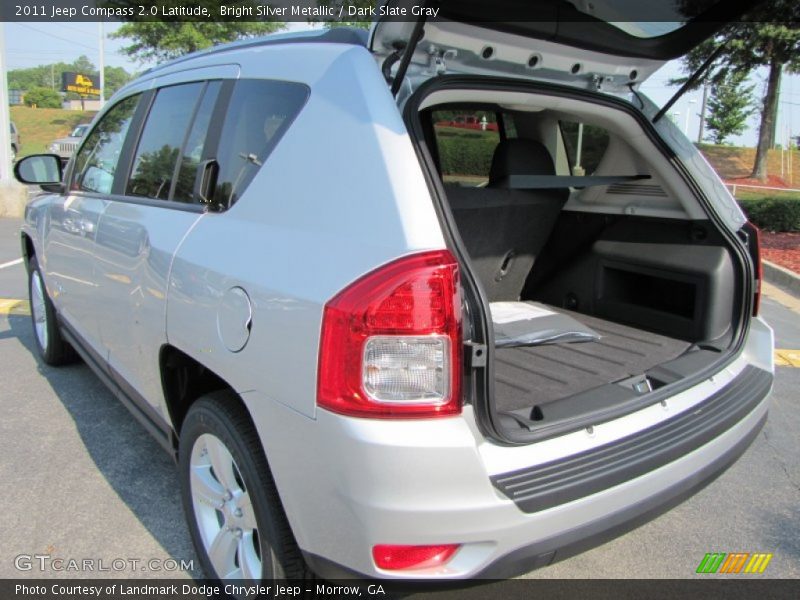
[[0, 258, 23, 270]]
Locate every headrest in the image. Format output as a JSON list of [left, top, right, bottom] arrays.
[[489, 139, 556, 188]]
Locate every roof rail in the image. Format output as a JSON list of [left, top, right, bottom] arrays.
[[142, 27, 369, 77]]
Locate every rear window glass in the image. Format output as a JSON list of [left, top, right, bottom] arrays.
[[432, 110, 510, 187], [212, 80, 309, 209], [560, 121, 610, 176]]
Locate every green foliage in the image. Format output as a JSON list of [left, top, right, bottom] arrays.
[[24, 87, 62, 109], [8, 56, 133, 99], [437, 130, 498, 176], [109, 17, 284, 63], [738, 198, 800, 232], [672, 2, 800, 179], [705, 72, 756, 144]]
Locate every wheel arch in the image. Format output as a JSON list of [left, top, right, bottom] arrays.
[[21, 232, 35, 272], [159, 344, 253, 450]]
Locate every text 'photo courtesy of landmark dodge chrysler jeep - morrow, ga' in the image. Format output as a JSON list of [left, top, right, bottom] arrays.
[[13, 0, 773, 582]]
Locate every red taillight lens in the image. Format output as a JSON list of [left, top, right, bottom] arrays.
[[742, 221, 762, 316], [317, 250, 462, 419], [372, 544, 460, 570]]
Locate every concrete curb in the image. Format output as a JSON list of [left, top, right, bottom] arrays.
[[763, 260, 800, 299], [0, 181, 28, 218]]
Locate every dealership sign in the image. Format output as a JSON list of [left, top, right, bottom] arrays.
[[61, 72, 101, 97]]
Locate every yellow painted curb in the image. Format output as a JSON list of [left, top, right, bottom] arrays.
[[0, 298, 30, 316], [774, 349, 800, 368]]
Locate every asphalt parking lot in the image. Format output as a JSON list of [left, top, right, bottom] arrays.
[[0, 216, 798, 581]]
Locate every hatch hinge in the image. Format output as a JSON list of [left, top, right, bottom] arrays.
[[425, 48, 457, 76]]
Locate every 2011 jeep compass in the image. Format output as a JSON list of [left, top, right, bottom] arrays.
[[13, 0, 773, 581]]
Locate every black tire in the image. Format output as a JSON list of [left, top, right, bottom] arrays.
[[179, 391, 313, 580], [28, 257, 78, 366]]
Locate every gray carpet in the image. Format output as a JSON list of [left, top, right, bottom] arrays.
[[493, 308, 691, 412]]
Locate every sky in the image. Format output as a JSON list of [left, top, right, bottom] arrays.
[[3, 21, 799, 148]]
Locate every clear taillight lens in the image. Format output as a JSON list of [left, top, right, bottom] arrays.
[[362, 336, 449, 403], [317, 250, 462, 419]]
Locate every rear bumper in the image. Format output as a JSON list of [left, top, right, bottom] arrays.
[[305, 407, 768, 580], [246, 320, 774, 580]]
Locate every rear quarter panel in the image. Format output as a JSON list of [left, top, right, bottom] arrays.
[[167, 44, 445, 419]]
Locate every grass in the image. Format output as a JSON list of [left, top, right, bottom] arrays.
[[10, 105, 96, 158], [699, 143, 800, 188], [735, 189, 800, 201]]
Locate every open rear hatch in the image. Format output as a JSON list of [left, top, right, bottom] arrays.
[[385, 0, 761, 444], [371, 0, 760, 95]]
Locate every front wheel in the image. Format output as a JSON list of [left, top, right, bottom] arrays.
[[28, 257, 77, 365], [179, 392, 312, 581]]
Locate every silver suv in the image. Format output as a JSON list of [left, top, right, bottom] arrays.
[[48, 124, 90, 164], [12, 4, 773, 582]]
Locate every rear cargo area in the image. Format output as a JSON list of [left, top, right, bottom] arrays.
[[494, 307, 691, 412], [411, 93, 746, 436]]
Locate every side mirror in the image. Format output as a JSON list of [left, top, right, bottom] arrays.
[[13, 154, 64, 188]]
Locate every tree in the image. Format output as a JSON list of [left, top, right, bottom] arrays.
[[104, 66, 134, 97], [109, 10, 284, 63], [705, 72, 757, 145], [24, 87, 62, 108], [674, 2, 800, 181], [7, 58, 132, 100]]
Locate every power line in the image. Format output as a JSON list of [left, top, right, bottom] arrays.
[[16, 23, 99, 52]]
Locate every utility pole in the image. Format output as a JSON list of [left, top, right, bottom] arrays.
[[0, 23, 12, 180], [697, 84, 709, 144], [99, 22, 105, 107]]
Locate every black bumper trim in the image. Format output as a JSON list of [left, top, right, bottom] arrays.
[[491, 365, 772, 514]]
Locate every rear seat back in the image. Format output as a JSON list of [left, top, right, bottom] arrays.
[[445, 140, 568, 301]]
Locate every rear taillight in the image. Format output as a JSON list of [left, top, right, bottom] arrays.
[[372, 544, 460, 570], [742, 221, 762, 316], [317, 250, 462, 419]]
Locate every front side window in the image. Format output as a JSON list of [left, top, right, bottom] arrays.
[[126, 83, 205, 201], [71, 95, 140, 195], [211, 80, 309, 209]]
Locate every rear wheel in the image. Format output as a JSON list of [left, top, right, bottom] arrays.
[[179, 392, 312, 580], [28, 257, 77, 365]]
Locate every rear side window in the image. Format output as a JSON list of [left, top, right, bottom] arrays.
[[72, 94, 140, 195], [432, 110, 514, 187], [126, 83, 205, 201], [560, 121, 610, 176], [211, 80, 309, 209]]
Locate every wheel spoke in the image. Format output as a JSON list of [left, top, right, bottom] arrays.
[[207, 527, 238, 579], [205, 437, 240, 492], [191, 465, 225, 508], [238, 532, 262, 580]]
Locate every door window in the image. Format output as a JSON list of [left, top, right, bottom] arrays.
[[172, 81, 221, 204], [71, 95, 140, 195], [126, 83, 205, 201]]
